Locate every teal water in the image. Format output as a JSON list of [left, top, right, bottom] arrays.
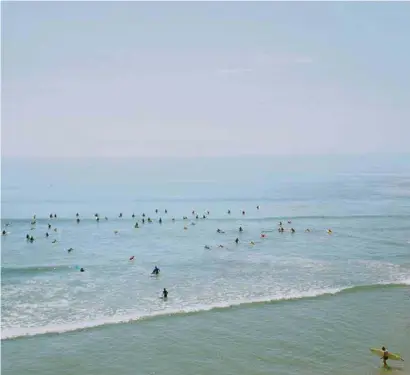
[[1, 155, 410, 375]]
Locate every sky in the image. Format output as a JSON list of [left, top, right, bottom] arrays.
[[2, 1, 410, 158]]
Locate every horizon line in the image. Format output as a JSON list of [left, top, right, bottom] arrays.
[[2, 152, 410, 160]]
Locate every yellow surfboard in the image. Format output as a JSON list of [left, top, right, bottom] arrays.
[[370, 348, 404, 361]]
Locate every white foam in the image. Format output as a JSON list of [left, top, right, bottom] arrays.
[[0, 285, 346, 340], [3, 279, 409, 341]]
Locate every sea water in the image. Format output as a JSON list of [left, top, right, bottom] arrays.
[[1, 155, 410, 375]]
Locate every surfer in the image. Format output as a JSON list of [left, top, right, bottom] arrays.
[[152, 266, 160, 275], [235, 237, 239, 244], [381, 347, 389, 368], [162, 288, 168, 299], [239, 226, 243, 232], [2, 230, 7, 235]]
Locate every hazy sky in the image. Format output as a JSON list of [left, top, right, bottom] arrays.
[[2, 2, 410, 158]]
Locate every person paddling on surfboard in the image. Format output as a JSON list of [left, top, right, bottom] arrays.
[[381, 346, 389, 367]]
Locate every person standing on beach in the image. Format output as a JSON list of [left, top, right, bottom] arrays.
[[381, 346, 389, 367]]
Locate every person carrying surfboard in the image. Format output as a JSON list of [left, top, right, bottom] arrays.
[[381, 346, 389, 367]]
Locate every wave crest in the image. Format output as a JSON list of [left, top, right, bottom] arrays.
[[2, 280, 409, 341]]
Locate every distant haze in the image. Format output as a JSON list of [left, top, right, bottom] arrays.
[[2, 2, 409, 158]]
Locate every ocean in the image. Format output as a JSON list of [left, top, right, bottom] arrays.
[[1, 155, 410, 375]]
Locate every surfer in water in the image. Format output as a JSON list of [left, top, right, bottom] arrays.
[[162, 288, 168, 299], [152, 266, 160, 275], [381, 346, 389, 368]]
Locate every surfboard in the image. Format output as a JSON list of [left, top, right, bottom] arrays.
[[370, 348, 404, 361]]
